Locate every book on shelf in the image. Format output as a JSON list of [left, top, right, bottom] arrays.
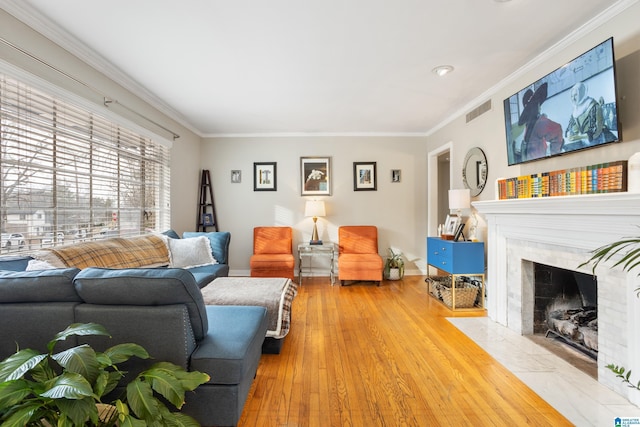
[[497, 161, 628, 200]]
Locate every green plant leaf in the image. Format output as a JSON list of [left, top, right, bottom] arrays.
[[126, 377, 161, 423], [0, 349, 46, 382], [142, 367, 187, 409], [48, 323, 111, 354], [580, 234, 640, 276], [40, 372, 94, 399], [0, 379, 32, 409], [56, 396, 97, 425], [52, 344, 100, 383], [0, 401, 41, 426], [103, 370, 124, 397], [104, 343, 150, 365], [150, 362, 210, 392], [119, 415, 148, 427], [171, 411, 203, 427]]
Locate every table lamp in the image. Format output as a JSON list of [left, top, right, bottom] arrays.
[[448, 188, 470, 218], [305, 200, 326, 245]]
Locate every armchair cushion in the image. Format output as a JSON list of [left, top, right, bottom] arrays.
[[338, 226, 383, 284], [258, 239, 291, 254], [253, 227, 292, 255], [250, 227, 295, 279]]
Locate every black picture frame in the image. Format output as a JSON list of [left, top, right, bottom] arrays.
[[253, 162, 277, 191], [353, 162, 377, 191], [301, 156, 331, 196]]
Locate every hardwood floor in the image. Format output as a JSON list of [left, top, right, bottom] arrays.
[[239, 276, 573, 426]]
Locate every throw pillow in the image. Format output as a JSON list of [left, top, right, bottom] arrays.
[[168, 236, 218, 268], [26, 259, 59, 271], [182, 231, 230, 264]]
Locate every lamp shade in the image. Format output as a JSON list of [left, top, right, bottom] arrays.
[[448, 189, 471, 210], [305, 200, 326, 217]]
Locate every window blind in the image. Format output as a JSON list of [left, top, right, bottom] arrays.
[[0, 73, 170, 252]]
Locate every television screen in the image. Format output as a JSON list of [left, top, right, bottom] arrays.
[[503, 38, 620, 166]]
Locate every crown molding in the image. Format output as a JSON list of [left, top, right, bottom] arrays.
[[202, 131, 428, 139]]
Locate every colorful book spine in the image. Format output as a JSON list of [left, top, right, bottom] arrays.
[[497, 161, 628, 200]]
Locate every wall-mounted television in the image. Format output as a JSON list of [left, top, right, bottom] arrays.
[[503, 37, 620, 166]]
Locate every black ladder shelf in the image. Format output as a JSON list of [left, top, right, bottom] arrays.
[[196, 170, 218, 231]]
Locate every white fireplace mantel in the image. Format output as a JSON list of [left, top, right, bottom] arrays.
[[473, 192, 640, 403], [474, 192, 640, 253]]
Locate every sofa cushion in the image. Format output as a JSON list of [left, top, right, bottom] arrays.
[[0, 255, 34, 272], [190, 305, 268, 385], [183, 232, 231, 265], [73, 267, 208, 340], [161, 229, 181, 239], [0, 303, 79, 360], [186, 264, 230, 289], [36, 235, 170, 269], [0, 268, 81, 302], [167, 236, 217, 268]]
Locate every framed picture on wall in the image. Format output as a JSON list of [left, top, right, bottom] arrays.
[[391, 169, 401, 183], [253, 162, 277, 191], [353, 162, 377, 191], [301, 156, 331, 196], [231, 170, 241, 183]]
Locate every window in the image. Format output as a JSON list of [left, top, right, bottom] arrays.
[[0, 74, 170, 251]]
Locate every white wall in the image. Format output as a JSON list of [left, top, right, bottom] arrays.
[[201, 136, 428, 275]]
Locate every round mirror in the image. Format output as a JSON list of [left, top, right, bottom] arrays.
[[462, 147, 488, 197]]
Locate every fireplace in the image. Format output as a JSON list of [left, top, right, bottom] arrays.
[[532, 263, 598, 359], [474, 193, 640, 405]]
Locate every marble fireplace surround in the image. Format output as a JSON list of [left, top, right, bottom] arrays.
[[474, 193, 640, 404]]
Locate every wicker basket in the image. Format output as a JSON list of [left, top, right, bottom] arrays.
[[438, 283, 479, 308], [427, 276, 450, 299]]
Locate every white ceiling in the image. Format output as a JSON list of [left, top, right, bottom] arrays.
[[0, 0, 628, 137]]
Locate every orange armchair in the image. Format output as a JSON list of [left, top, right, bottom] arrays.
[[250, 227, 295, 280], [338, 226, 383, 286]]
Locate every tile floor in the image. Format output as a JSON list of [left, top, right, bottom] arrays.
[[448, 317, 640, 427]]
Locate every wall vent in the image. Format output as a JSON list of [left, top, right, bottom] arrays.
[[466, 100, 492, 123]]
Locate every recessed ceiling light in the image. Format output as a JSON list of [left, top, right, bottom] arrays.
[[432, 65, 454, 77]]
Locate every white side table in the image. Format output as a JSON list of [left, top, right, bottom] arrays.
[[297, 243, 337, 285]]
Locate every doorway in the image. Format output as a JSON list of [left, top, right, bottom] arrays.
[[427, 142, 453, 237]]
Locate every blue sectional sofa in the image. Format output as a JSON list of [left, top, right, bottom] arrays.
[[0, 232, 268, 427]]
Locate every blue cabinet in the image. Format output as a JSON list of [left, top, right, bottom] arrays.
[[426, 237, 485, 310]]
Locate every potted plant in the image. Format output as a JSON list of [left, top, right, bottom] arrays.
[[580, 233, 640, 389], [384, 248, 404, 280], [0, 323, 209, 426]]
